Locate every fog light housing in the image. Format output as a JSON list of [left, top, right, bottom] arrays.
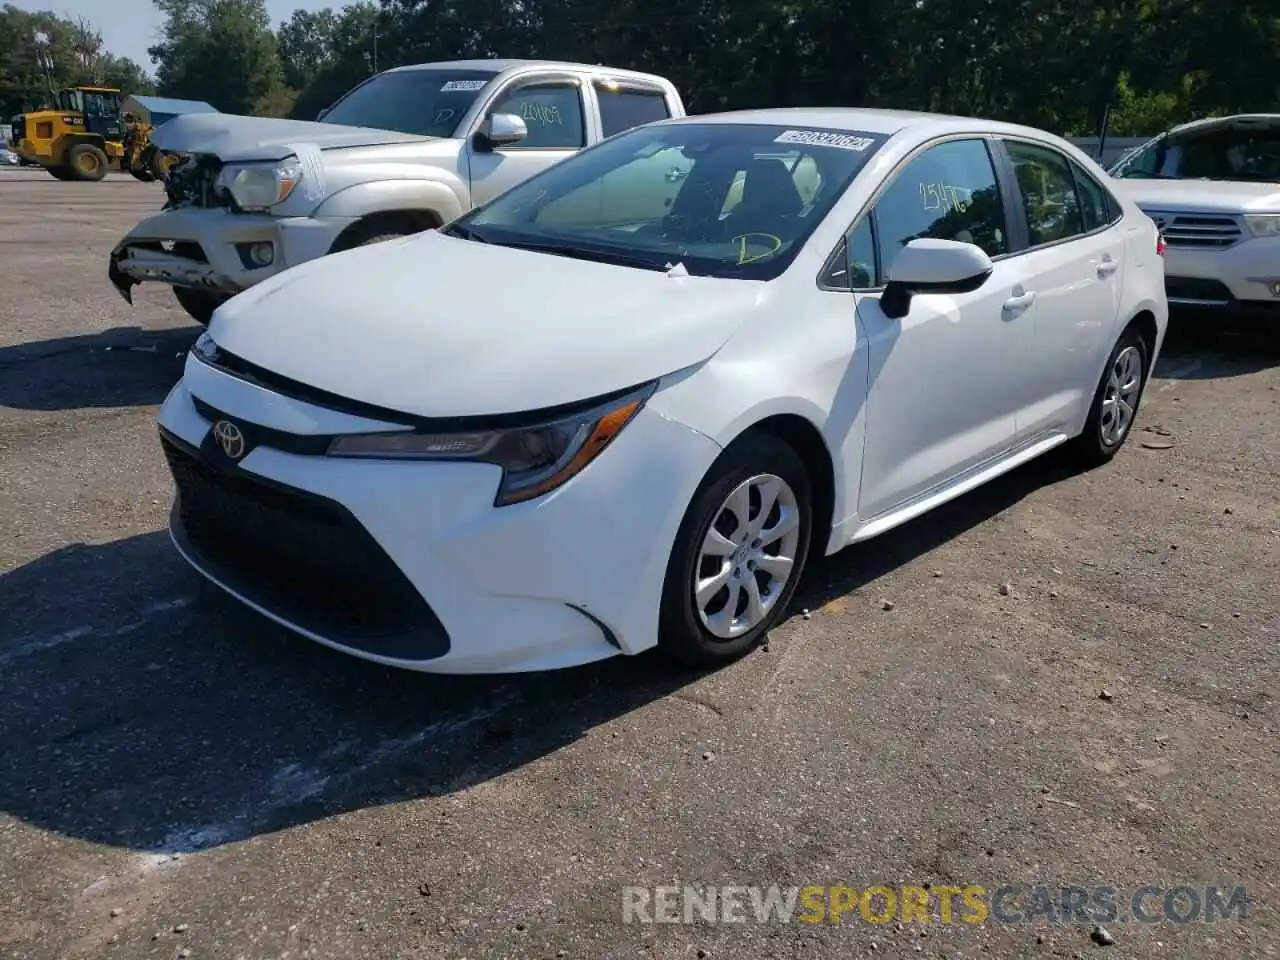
[[249, 242, 275, 267], [1248, 278, 1280, 297]]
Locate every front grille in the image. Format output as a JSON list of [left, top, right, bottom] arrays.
[[1165, 276, 1235, 302], [161, 432, 450, 661], [1145, 210, 1244, 249]]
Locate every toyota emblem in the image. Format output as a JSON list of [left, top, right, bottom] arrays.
[[212, 420, 247, 460]]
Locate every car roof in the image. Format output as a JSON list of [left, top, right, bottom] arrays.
[[387, 59, 671, 84], [661, 106, 1068, 142]]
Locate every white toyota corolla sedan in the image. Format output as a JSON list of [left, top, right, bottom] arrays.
[[156, 107, 1168, 674]]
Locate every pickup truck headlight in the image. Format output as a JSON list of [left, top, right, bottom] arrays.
[[1243, 214, 1280, 239], [326, 383, 656, 506], [217, 158, 303, 211]]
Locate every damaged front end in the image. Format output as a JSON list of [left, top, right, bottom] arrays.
[[108, 152, 242, 304]]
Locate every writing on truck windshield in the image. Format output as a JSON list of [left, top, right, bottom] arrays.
[[1115, 125, 1280, 183], [453, 123, 888, 280], [320, 70, 499, 138]]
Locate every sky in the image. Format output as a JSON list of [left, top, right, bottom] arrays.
[[7, 0, 334, 71]]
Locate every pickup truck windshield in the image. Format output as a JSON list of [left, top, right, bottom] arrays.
[[321, 69, 499, 138], [1115, 124, 1280, 183], [454, 122, 887, 280]]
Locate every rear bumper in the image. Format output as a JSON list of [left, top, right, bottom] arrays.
[[109, 208, 355, 302]]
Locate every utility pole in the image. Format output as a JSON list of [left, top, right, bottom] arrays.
[[372, 23, 379, 74]]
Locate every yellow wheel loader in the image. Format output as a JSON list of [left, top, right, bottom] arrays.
[[11, 86, 127, 181]]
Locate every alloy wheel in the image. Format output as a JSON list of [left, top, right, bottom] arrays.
[[1100, 345, 1143, 446], [694, 473, 802, 639]]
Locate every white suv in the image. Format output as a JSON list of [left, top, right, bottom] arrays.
[[1109, 114, 1280, 314]]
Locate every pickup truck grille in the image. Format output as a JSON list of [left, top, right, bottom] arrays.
[[1143, 210, 1244, 249]]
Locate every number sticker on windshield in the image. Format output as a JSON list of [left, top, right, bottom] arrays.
[[774, 130, 875, 151], [732, 233, 783, 265], [441, 79, 488, 92]]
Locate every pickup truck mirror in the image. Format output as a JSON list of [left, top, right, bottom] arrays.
[[474, 112, 528, 152]]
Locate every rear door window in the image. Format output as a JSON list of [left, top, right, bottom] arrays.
[[1004, 140, 1086, 246], [597, 88, 671, 139]]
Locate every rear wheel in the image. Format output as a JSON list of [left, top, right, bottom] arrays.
[[1066, 324, 1150, 467], [659, 433, 813, 667], [172, 287, 230, 326], [66, 143, 109, 182]]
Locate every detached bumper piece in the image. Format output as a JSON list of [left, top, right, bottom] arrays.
[[160, 430, 451, 662], [109, 240, 237, 302]]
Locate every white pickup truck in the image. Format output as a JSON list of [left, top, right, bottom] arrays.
[[1109, 114, 1280, 315], [108, 59, 686, 324]]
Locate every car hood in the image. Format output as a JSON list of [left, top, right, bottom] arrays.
[[150, 113, 433, 162], [1110, 177, 1280, 214], [208, 231, 764, 418]]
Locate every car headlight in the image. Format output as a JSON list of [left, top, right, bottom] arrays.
[[1244, 214, 1280, 239], [216, 158, 303, 211], [326, 382, 657, 506]]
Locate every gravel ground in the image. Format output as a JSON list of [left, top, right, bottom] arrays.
[[0, 169, 1277, 960]]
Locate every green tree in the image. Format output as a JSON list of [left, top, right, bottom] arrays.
[[150, 0, 285, 115], [0, 4, 153, 118]]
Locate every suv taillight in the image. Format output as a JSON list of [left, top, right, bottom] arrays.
[[1156, 233, 1167, 256]]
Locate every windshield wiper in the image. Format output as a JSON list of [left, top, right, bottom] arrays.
[[489, 237, 668, 272], [442, 222, 490, 243]]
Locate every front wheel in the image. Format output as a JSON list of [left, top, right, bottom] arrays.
[[66, 143, 109, 182], [1066, 325, 1150, 467], [659, 433, 813, 667], [172, 287, 230, 326]]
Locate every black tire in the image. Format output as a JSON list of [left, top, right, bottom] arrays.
[[1066, 324, 1150, 468], [129, 165, 156, 183], [172, 287, 230, 327], [331, 218, 434, 253], [65, 143, 109, 182], [659, 432, 813, 667], [47, 166, 74, 181]]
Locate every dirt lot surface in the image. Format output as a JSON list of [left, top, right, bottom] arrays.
[[0, 169, 1277, 960]]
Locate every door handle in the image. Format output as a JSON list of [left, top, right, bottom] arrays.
[[1097, 257, 1119, 278], [1003, 291, 1036, 312]]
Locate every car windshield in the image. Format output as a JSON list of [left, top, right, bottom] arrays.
[[1114, 123, 1280, 183], [320, 69, 500, 138], [452, 122, 888, 280]]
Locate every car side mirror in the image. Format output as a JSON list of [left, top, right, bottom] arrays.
[[880, 238, 993, 319], [473, 112, 528, 152]]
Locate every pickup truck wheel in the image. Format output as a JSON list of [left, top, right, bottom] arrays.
[[172, 287, 229, 327]]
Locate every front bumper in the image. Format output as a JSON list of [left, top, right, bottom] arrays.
[[156, 359, 721, 674], [109, 208, 356, 302], [1161, 237, 1280, 311]]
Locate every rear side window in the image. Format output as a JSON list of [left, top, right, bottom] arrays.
[[1071, 162, 1122, 232], [597, 88, 671, 139], [1004, 140, 1085, 246]]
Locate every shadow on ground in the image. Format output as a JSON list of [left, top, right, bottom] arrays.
[[1156, 310, 1280, 376], [0, 453, 1078, 857], [0, 325, 197, 411]]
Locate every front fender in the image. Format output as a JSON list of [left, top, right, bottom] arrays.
[[311, 178, 467, 223]]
